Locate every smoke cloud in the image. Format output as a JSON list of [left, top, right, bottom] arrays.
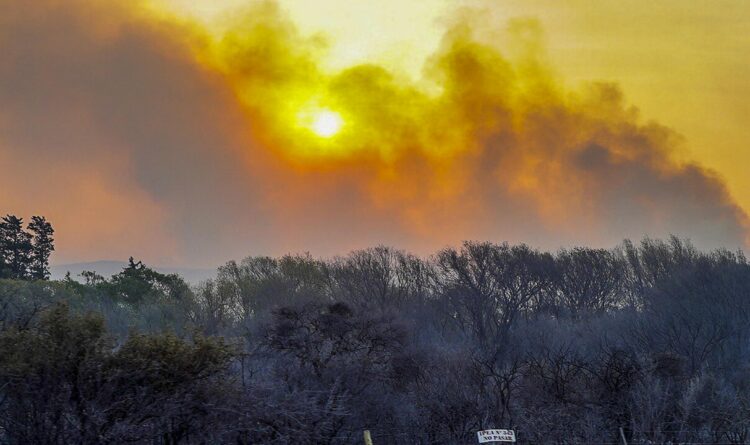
[[0, 0, 746, 266]]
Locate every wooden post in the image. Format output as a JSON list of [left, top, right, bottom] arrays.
[[619, 427, 628, 445], [363, 430, 374, 445]]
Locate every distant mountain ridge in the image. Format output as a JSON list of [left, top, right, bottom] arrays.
[[50, 261, 216, 285]]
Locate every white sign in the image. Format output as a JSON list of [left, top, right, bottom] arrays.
[[477, 429, 516, 443]]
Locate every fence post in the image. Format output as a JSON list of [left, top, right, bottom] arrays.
[[363, 429, 374, 445]]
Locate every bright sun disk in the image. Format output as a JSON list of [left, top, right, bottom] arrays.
[[310, 109, 343, 138]]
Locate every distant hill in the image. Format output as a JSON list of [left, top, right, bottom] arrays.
[[50, 261, 216, 285]]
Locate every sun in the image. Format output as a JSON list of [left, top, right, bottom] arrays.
[[310, 109, 344, 138]]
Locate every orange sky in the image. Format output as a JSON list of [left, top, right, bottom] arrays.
[[0, 0, 748, 267], [164, 0, 750, 211]]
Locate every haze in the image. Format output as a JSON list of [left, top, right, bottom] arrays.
[[1, 0, 748, 268]]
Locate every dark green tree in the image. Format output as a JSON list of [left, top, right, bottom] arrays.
[[0, 303, 239, 443], [27, 216, 55, 280], [0, 215, 32, 279], [108, 257, 191, 303]]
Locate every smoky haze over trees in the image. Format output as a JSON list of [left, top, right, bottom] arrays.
[[2, 234, 750, 444]]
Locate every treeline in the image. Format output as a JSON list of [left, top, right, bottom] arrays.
[[0, 214, 54, 280], [1, 237, 750, 444]]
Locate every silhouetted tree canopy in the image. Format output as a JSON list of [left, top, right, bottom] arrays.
[[2, 236, 750, 444], [0, 214, 54, 280]]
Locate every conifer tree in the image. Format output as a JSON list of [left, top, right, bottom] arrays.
[[0, 215, 32, 279], [28, 216, 55, 280]]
